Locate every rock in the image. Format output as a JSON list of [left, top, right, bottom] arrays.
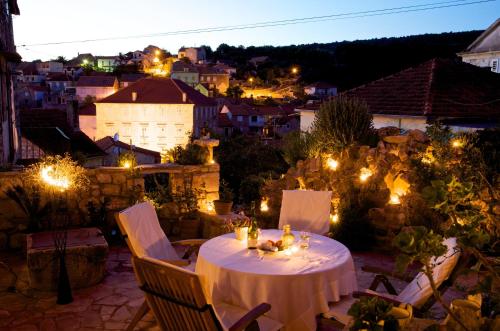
[[377, 126, 401, 137], [102, 184, 121, 196], [112, 173, 127, 184], [408, 129, 429, 143], [9, 233, 26, 250], [383, 135, 409, 144], [96, 173, 112, 184]]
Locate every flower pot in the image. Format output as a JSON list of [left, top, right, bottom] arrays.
[[179, 217, 201, 240], [214, 200, 233, 215], [234, 226, 248, 241]]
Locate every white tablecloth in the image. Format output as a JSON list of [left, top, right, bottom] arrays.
[[196, 229, 357, 331]]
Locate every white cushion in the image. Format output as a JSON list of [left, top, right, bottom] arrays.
[[117, 201, 179, 260], [397, 237, 459, 308], [325, 295, 356, 326], [214, 302, 283, 331], [279, 190, 332, 235]]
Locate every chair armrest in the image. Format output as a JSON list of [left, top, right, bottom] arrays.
[[159, 259, 190, 267], [228, 303, 271, 331], [353, 291, 402, 306], [362, 265, 414, 283], [171, 239, 208, 247]]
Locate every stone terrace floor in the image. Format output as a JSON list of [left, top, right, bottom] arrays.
[[0, 246, 468, 331]]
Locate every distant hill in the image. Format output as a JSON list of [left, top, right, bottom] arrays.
[[212, 30, 482, 91]]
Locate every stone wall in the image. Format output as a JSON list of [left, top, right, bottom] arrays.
[[0, 163, 219, 250], [261, 128, 430, 251]]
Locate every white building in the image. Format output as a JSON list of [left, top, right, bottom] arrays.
[[178, 47, 206, 63], [76, 76, 119, 101], [36, 61, 64, 74], [95, 56, 118, 72], [459, 18, 500, 73], [95, 78, 217, 152], [304, 82, 337, 97]]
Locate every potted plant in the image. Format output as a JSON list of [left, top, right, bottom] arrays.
[[224, 215, 251, 240], [214, 180, 233, 215], [172, 178, 204, 239]]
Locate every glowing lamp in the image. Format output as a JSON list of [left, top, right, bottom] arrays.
[[359, 167, 373, 182], [155, 50, 160, 55], [248, 77, 254, 83], [389, 194, 401, 205], [330, 213, 339, 224], [40, 165, 70, 192], [260, 198, 269, 212], [82, 59, 88, 65], [122, 161, 131, 169], [291, 67, 298, 74], [153, 57, 160, 63], [206, 201, 214, 213], [326, 157, 338, 170], [451, 139, 463, 148]]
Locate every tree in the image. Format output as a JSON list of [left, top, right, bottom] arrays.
[[54, 56, 67, 64], [225, 85, 244, 99], [310, 96, 374, 153]]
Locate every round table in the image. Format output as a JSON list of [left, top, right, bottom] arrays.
[[195, 229, 357, 331]]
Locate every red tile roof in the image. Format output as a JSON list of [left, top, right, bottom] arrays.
[[98, 77, 216, 106], [342, 58, 500, 119], [77, 76, 117, 87], [95, 136, 161, 159]]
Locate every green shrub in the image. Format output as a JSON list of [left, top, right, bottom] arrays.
[[311, 96, 374, 153], [239, 175, 265, 204], [166, 144, 208, 165], [218, 179, 234, 202], [281, 131, 314, 166]]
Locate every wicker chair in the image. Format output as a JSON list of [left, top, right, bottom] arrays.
[[325, 237, 465, 325], [132, 256, 283, 331], [116, 201, 208, 330]]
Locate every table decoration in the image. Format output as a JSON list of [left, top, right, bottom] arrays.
[[281, 224, 295, 249]]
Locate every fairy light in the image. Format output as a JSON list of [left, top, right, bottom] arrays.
[[40, 165, 70, 192]]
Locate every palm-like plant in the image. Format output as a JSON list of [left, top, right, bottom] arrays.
[[5, 185, 50, 232]]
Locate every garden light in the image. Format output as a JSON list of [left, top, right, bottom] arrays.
[[359, 167, 373, 182], [330, 213, 339, 224], [389, 194, 401, 205], [451, 139, 463, 148], [326, 157, 338, 170], [122, 161, 131, 169], [260, 198, 269, 212]]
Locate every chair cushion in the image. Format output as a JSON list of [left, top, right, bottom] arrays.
[[279, 190, 332, 235], [325, 295, 356, 326], [214, 302, 283, 331], [397, 237, 460, 308], [118, 201, 179, 260]]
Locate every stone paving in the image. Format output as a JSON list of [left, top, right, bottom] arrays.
[[0, 246, 467, 331]]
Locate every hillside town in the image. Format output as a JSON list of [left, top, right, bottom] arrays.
[[0, 1, 499, 331]]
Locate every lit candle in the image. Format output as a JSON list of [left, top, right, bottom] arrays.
[[260, 198, 269, 212]]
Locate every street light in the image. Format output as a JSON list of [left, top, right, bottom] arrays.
[[291, 67, 299, 74]]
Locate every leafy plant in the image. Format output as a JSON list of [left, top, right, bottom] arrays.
[[310, 96, 374, 153], [144, 174, 173, 208], [218, 179, 233, 202], [86, 197, 110, 230], [5, 185, 50, 232], [172, 177, 205, 217], [166, 144, 208, 165], [347, 296, 398, 331], [281, 131, 314, 166]]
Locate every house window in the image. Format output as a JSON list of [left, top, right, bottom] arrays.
[[237, 116, 243, 122], [251, 116, 258, 122]]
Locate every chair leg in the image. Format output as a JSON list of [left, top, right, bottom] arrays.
[[127, 301, 150, 331]]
